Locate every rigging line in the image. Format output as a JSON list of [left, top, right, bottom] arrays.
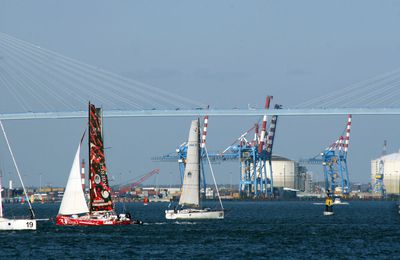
[[309, 79, 400, 108], [0, 58, 54, 111], [0, 70, 30, 112], [0, 39, 89, 109], [0, 38, 125, 109], [335, 76, 400, 106], [336, 84, 400, 108], [367, 82, 400, 106], [0, 64, 31, 112], [0, 32, 205, 108], [304, 74, 400, 108], [18, 48, 148, 109], [0, 42, 84, 109], [322, 76, 400, 107], [0, 35, 131, 109], [0, 33, 154, 107], [298, 69, 400, 107], [345, 83, 400, 107], [0, 42, 79, 110], [296, 67, 400, 107], [204, 144, 223, 210], [36, 51, 176, 109], [375, 87, 400, 106], [0, 120, 35, 219], [2, 38, 198, 110]]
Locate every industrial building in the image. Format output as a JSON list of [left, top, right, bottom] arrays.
[[266, 155, 307, 191], [371, 152, 400, 195]]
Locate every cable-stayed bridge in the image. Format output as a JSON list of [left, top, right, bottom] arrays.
[[1, 32, 400, 120]]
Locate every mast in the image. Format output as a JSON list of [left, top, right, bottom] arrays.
[[0, 120, 35, 219], [197, 118, 201, 207], [88, 102, 91, 212]]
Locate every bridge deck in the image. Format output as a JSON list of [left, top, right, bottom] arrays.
[[0, 108, 400, 120]]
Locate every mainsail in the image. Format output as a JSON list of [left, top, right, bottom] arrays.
[[179, 119, 201, 208], [58, 143, 89, 215], [88, 103, 113, 212]]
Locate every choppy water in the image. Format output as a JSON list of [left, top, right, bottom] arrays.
[[1, 201, 399, 259]]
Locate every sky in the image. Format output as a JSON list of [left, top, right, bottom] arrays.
[[1, 0, 400, 187]]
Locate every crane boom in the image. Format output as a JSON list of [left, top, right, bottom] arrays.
[[119, 169, 160, 194]]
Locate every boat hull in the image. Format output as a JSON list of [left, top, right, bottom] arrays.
[[165, 209, 224, 220], [0, 218, 37, 230], [56, 215, 136, 226]]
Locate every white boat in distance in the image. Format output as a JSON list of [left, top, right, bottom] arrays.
[[165, 119, 224, 220], [313, 197, 349, 206]]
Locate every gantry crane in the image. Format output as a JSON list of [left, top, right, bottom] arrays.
[[300, 115, 352, 197], [152, 96, 281, 198], [222, 98, 281, 198]]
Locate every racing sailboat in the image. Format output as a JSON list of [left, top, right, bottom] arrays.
[[56, 103, 142, 226], [165, 119, 224, 219], [0, 121, 36, 230]]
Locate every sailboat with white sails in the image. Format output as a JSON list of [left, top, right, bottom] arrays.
[[165, 119, 224, 220], [56, 103, 142, 226], [0, 121, 36, 230]]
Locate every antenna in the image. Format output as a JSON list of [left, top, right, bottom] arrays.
[[382, 140, 387, 156]]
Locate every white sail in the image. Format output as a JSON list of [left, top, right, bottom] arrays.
[[179, 119, 200, 207], [58, 144, 89, 215]]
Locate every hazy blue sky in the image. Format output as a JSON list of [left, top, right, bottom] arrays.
[[1, 0, 400, 187]]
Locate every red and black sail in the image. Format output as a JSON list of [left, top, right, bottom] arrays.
[[88, 103, 113, 212]]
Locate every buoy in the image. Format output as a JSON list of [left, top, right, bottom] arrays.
[[324, 192, 334, 216]]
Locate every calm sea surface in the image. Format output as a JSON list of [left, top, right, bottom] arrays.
[[1, 201, 399, 259]]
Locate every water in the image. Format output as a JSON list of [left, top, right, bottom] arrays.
[[1, 201, 399, 259]]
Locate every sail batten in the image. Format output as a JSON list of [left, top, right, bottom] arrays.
[[179, 119, 201, 208], [58, 144, 89, 215]]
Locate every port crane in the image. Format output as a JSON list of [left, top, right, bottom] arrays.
[[152, 96, 281, 198], [221, 97, 281, 197], [118, 168, 160, 194], [373, 140, 387, 197], [300, 115, 352, 196]]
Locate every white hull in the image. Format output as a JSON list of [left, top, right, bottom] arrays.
[[333, 198, 349, 205], [313, 201, 349, 206], [0, 218, 37, 230], [165, 209, 224, 220], [323, 211, 334, 216]]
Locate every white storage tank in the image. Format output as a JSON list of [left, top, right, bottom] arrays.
[[371, 152, 400, 195], [266, 155, 306, 191]]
